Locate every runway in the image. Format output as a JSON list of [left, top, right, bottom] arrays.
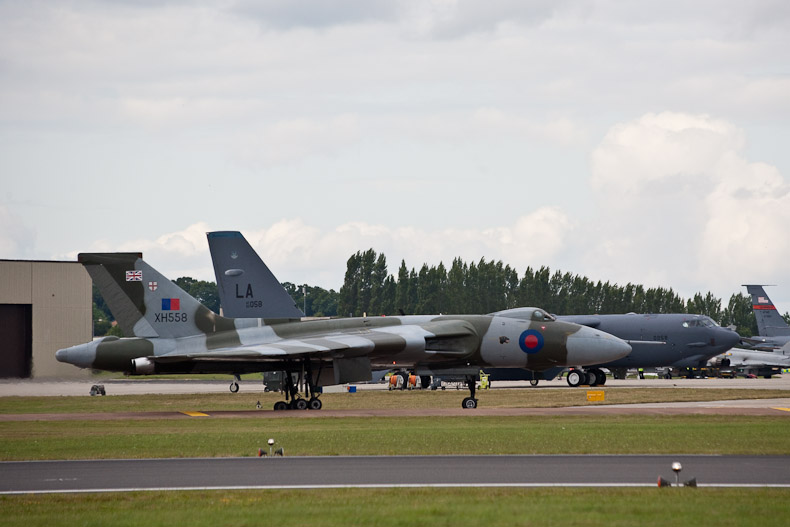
[[2, 455, 789, 494]]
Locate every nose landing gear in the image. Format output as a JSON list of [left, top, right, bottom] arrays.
[[461, 375, 478, 408]]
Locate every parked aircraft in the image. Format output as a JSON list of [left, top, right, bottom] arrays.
[[708, 345, 790, 378], [490, 310, 741, 386], [56, 249, 630, 409], [741, 285, 790, 350]]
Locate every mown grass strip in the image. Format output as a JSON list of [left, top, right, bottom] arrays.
[[1, 415, 788, 460], [2, 488, 789, 527], [1, 388, 788, 414]]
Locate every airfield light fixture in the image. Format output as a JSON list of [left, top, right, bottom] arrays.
[[672, 462, 682, 486]]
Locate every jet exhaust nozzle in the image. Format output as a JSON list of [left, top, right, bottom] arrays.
[[131, 357, 156, 375]]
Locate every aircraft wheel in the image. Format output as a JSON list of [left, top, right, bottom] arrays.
[[229, 382, 240, 393], [308, 397, 322, 410], [529, 379, 539, 387], [294, 398, 308, 410], [273, 401, 288, 411], [462, 397, 478, 409], [587, 368, 604, 386], [566, 369, 584, 388]]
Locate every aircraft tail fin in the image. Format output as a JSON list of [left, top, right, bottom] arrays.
[[79, 253, 234, 338], [207, 231, 304, 320], [743, 284, 790, 338]]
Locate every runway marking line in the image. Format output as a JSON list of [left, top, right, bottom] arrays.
[[4, 483, 790, 495], [772, 408, 790, 412], [181, 411, 209, 417]]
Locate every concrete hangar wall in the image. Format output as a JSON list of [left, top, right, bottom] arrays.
[[0, 260, 92, 379]]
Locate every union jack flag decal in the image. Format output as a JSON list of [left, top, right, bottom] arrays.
[[126, 271, 142, 282]]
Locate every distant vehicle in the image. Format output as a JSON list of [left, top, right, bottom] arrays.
[[741, 285, 790, 350], [489, 310, 740, 386]]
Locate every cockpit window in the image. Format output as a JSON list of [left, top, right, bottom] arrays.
[[532, 309, 556, 322], [682, 317, 718, 328]]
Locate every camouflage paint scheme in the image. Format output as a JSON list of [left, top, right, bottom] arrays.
[[57, 253, 630, 388]]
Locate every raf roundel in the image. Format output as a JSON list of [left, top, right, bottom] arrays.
[[518, 329, 544, 354]]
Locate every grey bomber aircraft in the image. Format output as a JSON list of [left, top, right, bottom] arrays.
[[55, 249, 631, 409], [741, 285, 790, 351], [488, 310, 741, 386]]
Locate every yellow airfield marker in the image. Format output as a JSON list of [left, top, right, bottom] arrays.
[[181, 411, 210, 417], [586, 391, 605, 402], [771, 408, 790, 413]]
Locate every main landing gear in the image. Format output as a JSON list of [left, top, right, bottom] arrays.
[[461, 375, 478, 409], [273, 360, 323, 411], [566, 368, 607, 388], [229, 374, 241, 393]]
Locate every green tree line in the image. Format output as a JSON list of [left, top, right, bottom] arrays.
[[336, 249, 777, 337], [92, 250, 790, 338]]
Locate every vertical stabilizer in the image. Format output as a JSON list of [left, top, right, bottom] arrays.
[[79, 253, 233, 338], [207, 231, 304, 320], [744, 285, 790, 337]]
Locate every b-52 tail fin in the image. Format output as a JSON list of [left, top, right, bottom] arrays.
[[206, 231, 304, 320], [743, 284, 790, 338], [79, 252, 234, 338]]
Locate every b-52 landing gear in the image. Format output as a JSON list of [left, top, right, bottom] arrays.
[[229, 375, 241, 393], [566, 368, 607, 387], [461, 375, 478, 409]]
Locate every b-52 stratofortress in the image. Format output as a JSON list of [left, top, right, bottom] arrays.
[[741, 285, 790, 351], [489, 310, 741, 385], [56, 245, 631, 409]]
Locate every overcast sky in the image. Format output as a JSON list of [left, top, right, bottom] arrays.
[[2, 0, 789, 314]]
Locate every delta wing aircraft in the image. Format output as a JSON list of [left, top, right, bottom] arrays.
[[490, 310, 740, 386], [708, 345, 790, 378], [56, 248, 631, 409], [741, 285, 790, 350]]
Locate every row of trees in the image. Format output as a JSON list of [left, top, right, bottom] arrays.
[[93, 248, 788, 338], [336, 250, 771, 337]]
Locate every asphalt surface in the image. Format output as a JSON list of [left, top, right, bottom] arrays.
[[2, 455, 789, 493]]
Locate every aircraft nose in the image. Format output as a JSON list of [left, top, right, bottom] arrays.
[[55, 341, 97, 369], [718, 327, 741, 349], [566, 326, 632, 366]]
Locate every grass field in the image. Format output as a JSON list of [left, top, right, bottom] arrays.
[[2, 414, 789, 459], [1, 387, 788, 414], [1, 388, 789, 460], [2, 488, 790, 527]]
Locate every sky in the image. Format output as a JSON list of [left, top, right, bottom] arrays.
[[1, 0, 789, 315]]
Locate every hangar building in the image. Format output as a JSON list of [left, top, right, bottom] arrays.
[[0, 260, 92, 379]]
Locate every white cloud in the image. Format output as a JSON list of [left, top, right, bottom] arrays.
[[66, 210, 573, 290], [585, 112, 790, 298]]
